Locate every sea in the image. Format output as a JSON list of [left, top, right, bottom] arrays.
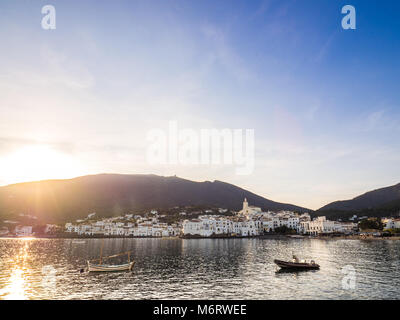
[[0, 237, 399, 300]]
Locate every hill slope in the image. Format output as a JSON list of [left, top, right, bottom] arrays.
[[0, 174, 310, 223], [319, 183, 400, 211], [317, 183, 400, 219]]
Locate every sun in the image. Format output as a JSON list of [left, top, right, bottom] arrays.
[[0, 144, 85, 185]]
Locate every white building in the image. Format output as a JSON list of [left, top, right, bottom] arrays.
[[300, 216, 357, 235], [182, 214, 263, 237], [335, 222, 358, 233], [300, 216, 333, 235], [383, 218, 400, 230], [44, 224, 58, 234], [15, 225, 33, 237]]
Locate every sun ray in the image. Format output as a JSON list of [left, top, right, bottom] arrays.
[[0, 144, 86, 185]]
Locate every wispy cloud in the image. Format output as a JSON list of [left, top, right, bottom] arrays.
[[201, 24, 255, 82], [314, 32, 337, 63], [350, 109, 400, 134], [253, 0, 273, 17]]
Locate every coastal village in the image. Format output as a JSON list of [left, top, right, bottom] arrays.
[[2, 199, 400, 238]]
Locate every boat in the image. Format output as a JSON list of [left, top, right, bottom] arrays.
[[87, 259, 135, 272], [288, 235, 305, 239], [87, 241, 135, 272], [72, 240, 86, 244], [274, 255, 320, 270]]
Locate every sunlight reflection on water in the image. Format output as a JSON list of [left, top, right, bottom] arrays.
[[0, 238, 399, 300]]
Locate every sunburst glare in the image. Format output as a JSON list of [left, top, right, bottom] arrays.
[[0, 144, 85, 185]]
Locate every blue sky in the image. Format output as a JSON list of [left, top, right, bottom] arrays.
[[0, 0, 400, 209]]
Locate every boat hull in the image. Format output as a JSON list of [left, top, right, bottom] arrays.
[[87, 261, 135, 272], [274, 259, 320, 270]]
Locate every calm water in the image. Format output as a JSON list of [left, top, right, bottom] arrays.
[[0, 237, 399, 300]]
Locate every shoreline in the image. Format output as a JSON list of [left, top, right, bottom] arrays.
[[1, 234, 400, 241], [317, 235, 400, 241]]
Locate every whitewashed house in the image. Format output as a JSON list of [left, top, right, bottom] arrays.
[[300, 216, 354, 235], [384, 218, 400, 230], [15, 226, 33, 237]]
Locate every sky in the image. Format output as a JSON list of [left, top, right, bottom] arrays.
[[0, 0, 400, 210]]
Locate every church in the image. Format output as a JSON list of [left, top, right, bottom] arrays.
[[238, 198, 262, 217]]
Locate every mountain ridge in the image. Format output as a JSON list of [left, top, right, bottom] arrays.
[[316, 182, 400, 219], [318, 182, 400, 211], [0, 173, 311, 223]]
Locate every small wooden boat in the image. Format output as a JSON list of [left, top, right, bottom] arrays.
[[274, 255, 320, 270], [87, 240, 135, 272], [87, 260, 135, 272]]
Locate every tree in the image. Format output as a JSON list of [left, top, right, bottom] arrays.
[[274, 226, 296, 234], [358, 218, 383, 231]]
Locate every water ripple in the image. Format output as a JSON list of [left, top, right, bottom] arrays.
[[0, 238, 399, 299]]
